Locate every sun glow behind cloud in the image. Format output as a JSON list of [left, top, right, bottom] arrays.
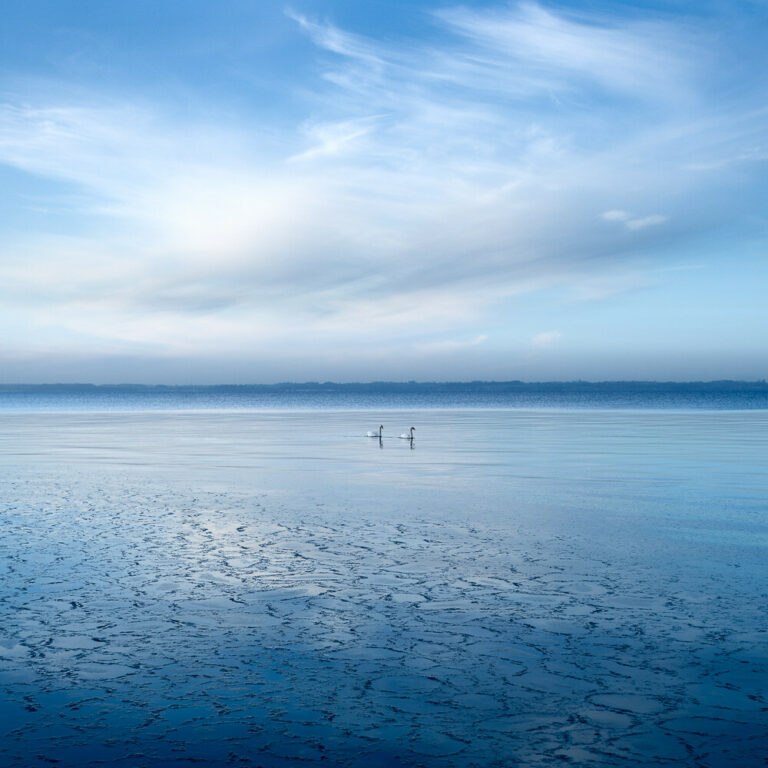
[[0, 1, 766, 381]]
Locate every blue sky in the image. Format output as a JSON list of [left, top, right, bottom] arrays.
[[1, 0, 766, 382]]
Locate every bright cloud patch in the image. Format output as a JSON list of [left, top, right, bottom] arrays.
[[414, 335, 488, 353], [626, 214, 668, 231], [602, 210, 668, 231], [601, 210, 631, 222], [531, 331, 562, 348]]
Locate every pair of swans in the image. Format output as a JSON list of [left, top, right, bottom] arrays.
[[367, 425, 415, 440]]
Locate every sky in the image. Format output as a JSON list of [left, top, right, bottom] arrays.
[[1, 0, 766, 383]]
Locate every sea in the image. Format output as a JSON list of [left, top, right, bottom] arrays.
[[0, 384, 766, 767]]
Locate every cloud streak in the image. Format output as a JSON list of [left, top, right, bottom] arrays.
[[601, 210, 667, 230]]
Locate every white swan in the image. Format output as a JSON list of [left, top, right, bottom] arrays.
[[367, 425, 384, 438], [399, 427, 415, 439]]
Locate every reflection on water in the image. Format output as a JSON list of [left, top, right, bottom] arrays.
[[0, 410, 766, 766]]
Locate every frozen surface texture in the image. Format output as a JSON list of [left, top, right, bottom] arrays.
[[0, 410, 766, 766]]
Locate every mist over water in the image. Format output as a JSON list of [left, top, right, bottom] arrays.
[[0, 402, 766, 766]]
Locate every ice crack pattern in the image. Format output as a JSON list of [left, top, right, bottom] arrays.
[[0, 410, 766, 766]]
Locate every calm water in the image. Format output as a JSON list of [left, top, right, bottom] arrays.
[[2, 381, 768, 412], [0, 406, 766, 766]]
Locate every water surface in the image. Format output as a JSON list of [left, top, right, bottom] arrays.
[[1, 409, 766, 766]]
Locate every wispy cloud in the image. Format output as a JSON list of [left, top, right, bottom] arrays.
[[601, 210, 667, 230], [433, 2, 693, 100], [414, 335, 488, 353], [625, 214, 667, 231], [601, 210, 630, 222], [531, 330, 561, 348], [0, 2, 765, 378], [288, 116, 379, 162]]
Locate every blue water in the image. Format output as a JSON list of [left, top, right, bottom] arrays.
[[1, 381, 768, 412], [0, 397, 766, 766]]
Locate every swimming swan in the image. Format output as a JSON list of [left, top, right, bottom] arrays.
[[367, 425, 384, 438], [399, 427, 415, 439]]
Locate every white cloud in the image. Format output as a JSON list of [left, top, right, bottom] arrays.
[[288, 117, 378, 162], [601, 209, 630, 222], [531, 331, 562, 348], [601, 210, 667, 230], [433, 2, 693, 100], [625, 214, 667, 230], [0, 2, 764, 376], [413, 335, 488, 353]]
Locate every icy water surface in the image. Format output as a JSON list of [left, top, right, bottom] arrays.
[[0, 410, 766, 767]]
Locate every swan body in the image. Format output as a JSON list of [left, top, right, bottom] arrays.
[[367, 425, 384, 438], [399, 427, 415, 439]]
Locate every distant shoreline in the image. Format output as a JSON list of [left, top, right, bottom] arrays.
[[1, 380, 767, 393], [2, 380, 768, 413]]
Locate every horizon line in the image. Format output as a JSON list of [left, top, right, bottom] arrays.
[[1, 379, 767, 388]]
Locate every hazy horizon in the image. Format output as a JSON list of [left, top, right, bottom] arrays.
[[3, 379, 768, 388]]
